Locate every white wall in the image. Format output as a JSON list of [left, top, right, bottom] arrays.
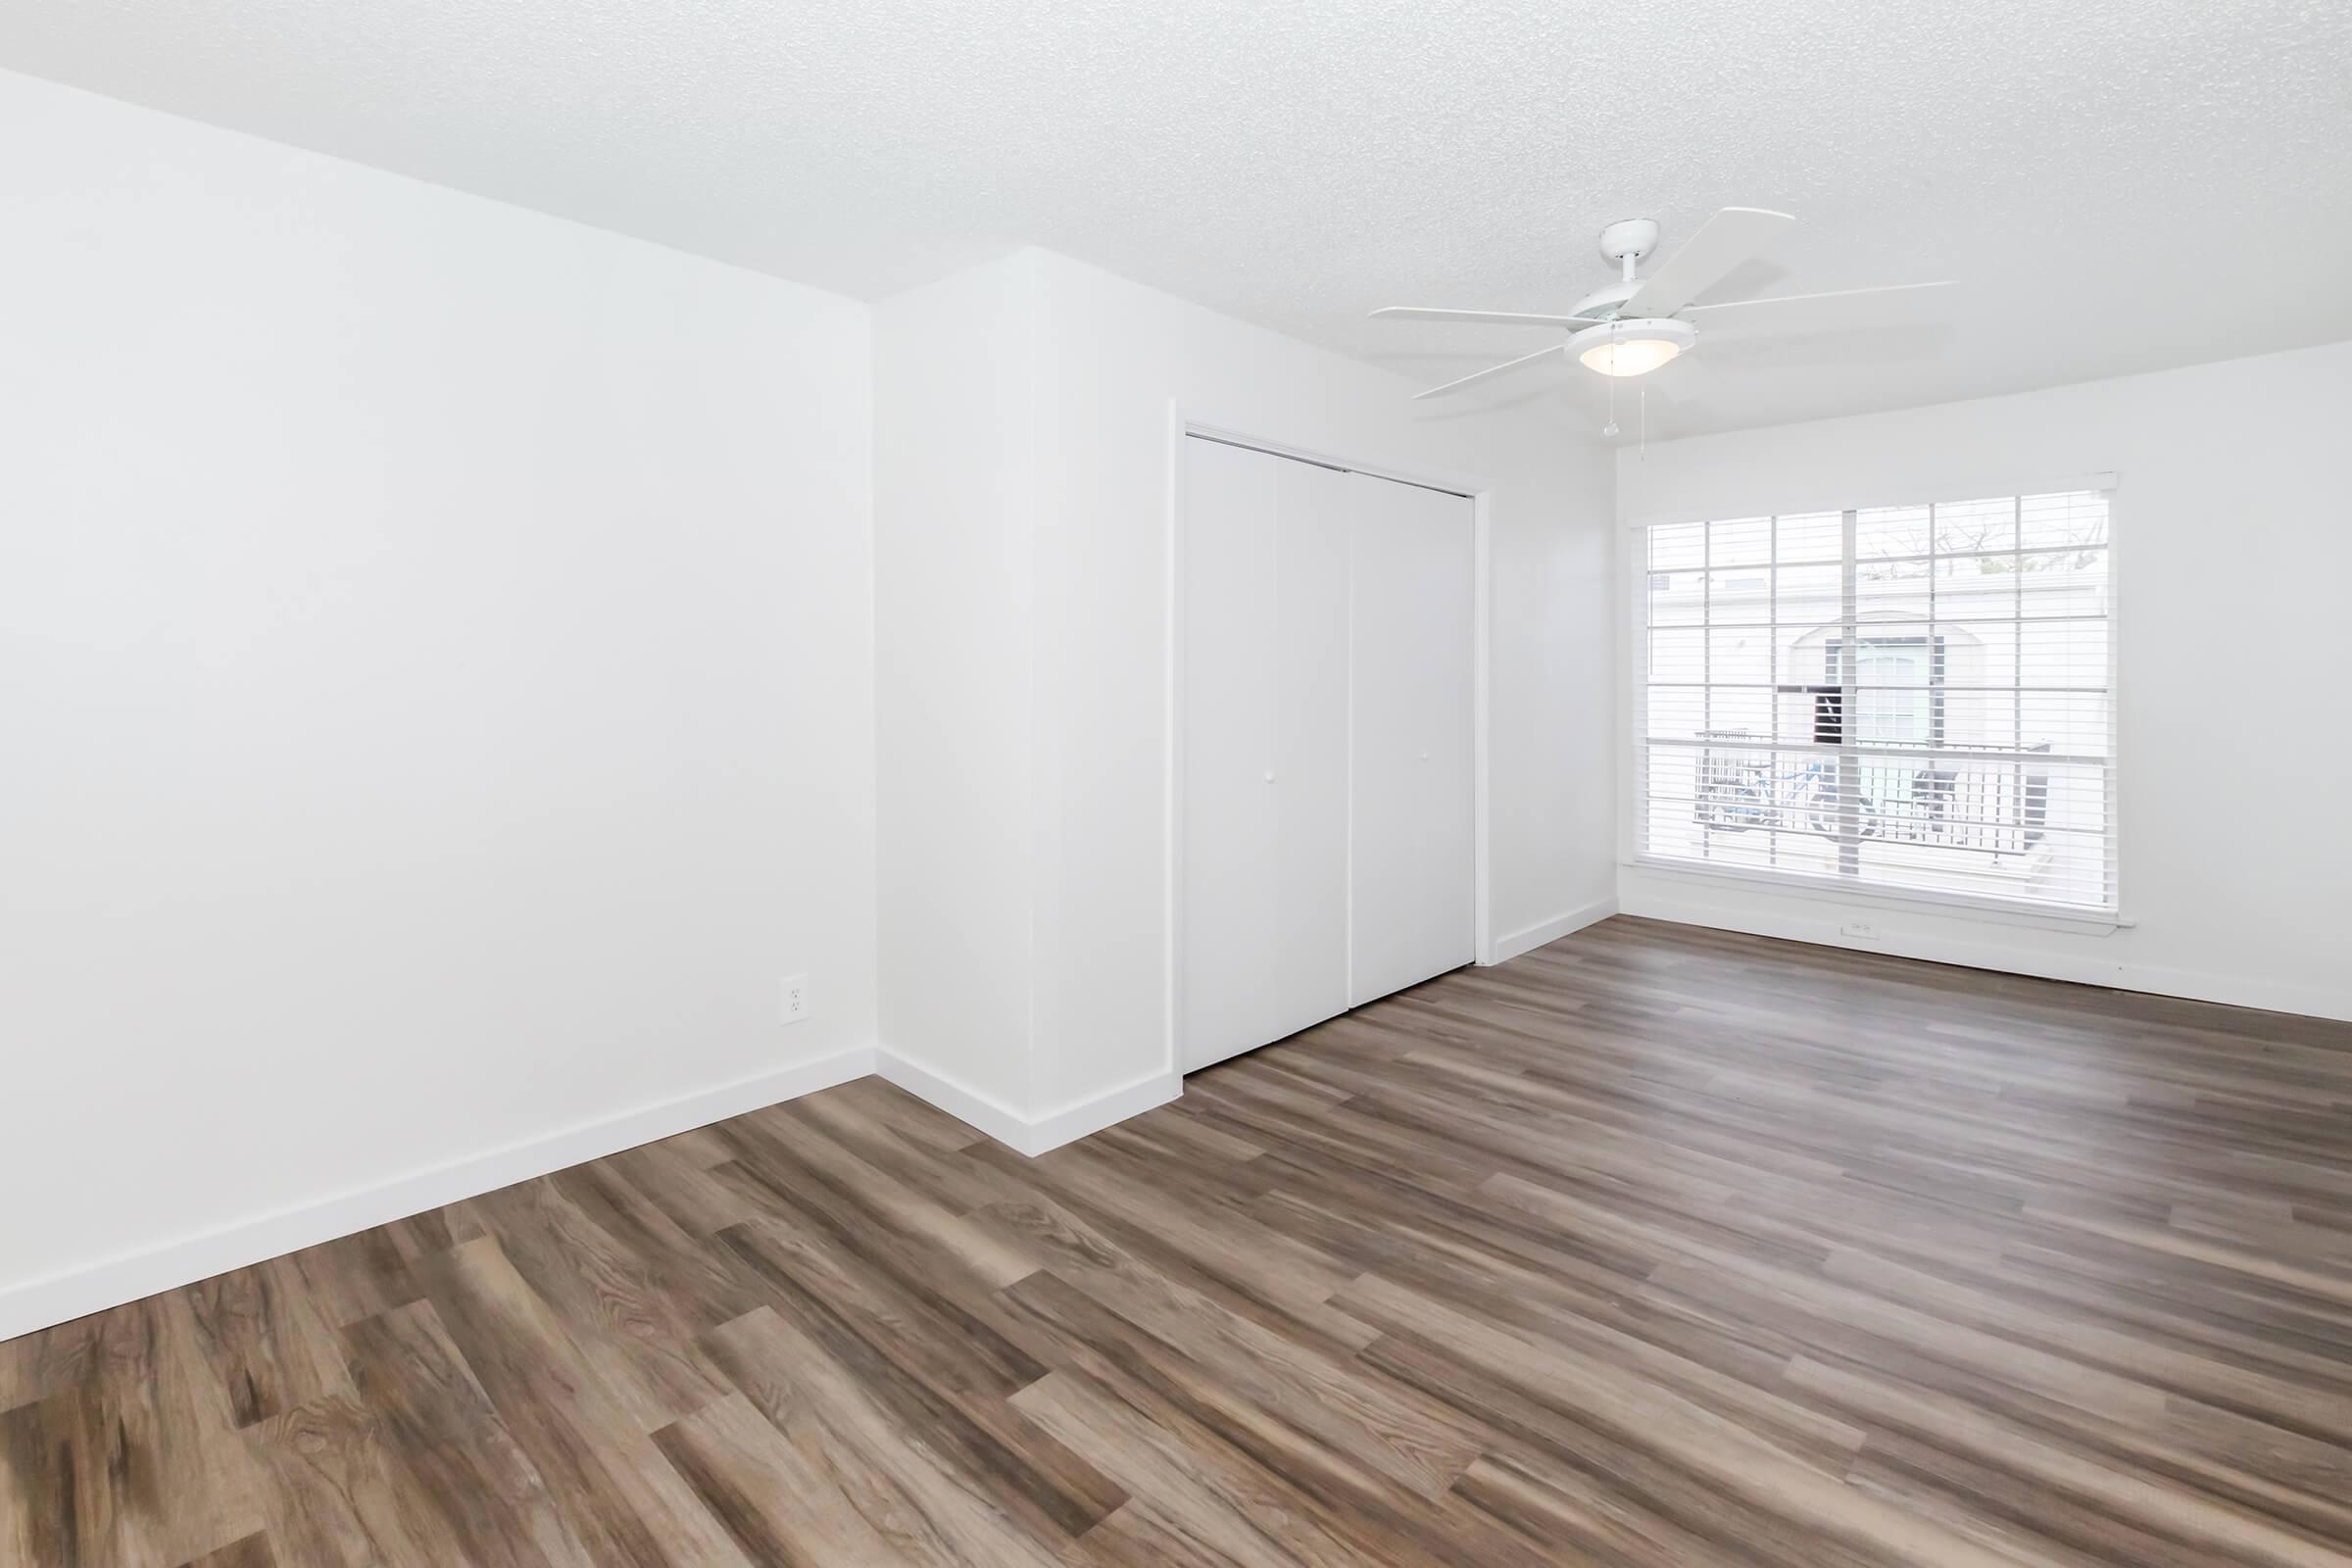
[[874, 247, 1617, 1144], [1615, 340, 2352, 1021], [872, 253, 1043, 1117], [0, 70, 878, 1336], [1476, 400, 1623, 958]]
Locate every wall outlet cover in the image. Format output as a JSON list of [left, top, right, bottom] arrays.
[[781, 973, 809, 1024]]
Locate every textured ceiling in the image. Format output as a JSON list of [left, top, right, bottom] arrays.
[[7, 0, 2350, 435]]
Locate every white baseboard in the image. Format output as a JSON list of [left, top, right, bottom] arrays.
[[873, 1050, 1180, 1157], [1487, 896, 1620, 965], [871, 1050, 1034, 1152], [1620, 880, 2352, 1023], [1023, 1068, 1183, 1154], [0, 1047, 874, 1346]]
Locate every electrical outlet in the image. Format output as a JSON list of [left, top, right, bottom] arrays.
[[780, 973, 809, 1024], [1839, 919, 1881, 942]]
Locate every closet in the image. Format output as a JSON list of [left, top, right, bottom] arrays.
[[1180, 434, 1475, 1073]]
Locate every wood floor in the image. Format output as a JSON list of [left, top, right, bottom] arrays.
[[11, 916, 2352, 1566]]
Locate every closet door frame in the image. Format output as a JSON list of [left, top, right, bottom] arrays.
[[1166, 405, 1494, 1079]]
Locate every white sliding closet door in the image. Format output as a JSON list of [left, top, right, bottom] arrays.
[[1180, 437, 1350, 1071], [1347, 470, 1476, 1004]]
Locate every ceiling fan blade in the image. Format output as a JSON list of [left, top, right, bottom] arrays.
[[1621, 207, 1795, 318], [1682, 280, 1957, 330], [1372, 306, 1594, 327], [1411, 343, 1565, 400]]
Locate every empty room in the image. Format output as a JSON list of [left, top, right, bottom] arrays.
[[4, 2, 2351, 1563]]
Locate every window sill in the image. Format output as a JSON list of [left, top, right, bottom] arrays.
[[1622, 856, 2132, 934]]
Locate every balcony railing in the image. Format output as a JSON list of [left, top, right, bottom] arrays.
[[1690, 731, 2052, 858]]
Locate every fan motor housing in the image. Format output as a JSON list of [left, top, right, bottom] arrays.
[[1569, 279, 1641, 321], [1596, 218, 1660, 265]]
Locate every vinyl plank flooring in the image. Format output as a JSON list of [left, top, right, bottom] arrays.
[[11, 915, 2352, 1564], [177, 1535, 277, 1568], [335, 1299, 598, 1567], [182, 1255, 357, 1430], [1, 1294, 266, 1568], [696, 1306, 1064, 1568]]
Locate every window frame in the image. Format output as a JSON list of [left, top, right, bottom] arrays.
[[1620, 477, 2125, 929]]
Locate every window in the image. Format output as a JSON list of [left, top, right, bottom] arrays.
[[1635, 492, 2115, 914]]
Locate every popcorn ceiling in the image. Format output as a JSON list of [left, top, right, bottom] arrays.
[[5, 0, 2345, 433]]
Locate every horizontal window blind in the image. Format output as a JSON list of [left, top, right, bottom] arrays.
[[1635, 492, 2117, 914]]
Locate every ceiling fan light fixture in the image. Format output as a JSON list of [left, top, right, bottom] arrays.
[[1571, 318, 1693, 377], [1582, 338, 1681, 376]]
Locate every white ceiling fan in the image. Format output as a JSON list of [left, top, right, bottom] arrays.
[[1373, 208, 1953, 403]]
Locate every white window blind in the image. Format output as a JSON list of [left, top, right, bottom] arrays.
[[1635, 492, 2116, 914]]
